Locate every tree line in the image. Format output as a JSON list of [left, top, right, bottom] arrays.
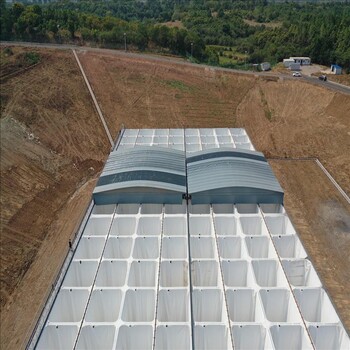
[[1, 0, 349, 70]]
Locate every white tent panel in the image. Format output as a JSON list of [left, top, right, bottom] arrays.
[[84, 289, 122, 322], [128, 261, 157, 287], [270, 325, 313, 350], [293, 288, 340, 323], [74, 237, 105, 260], [217, 237, 244, 259], [309, 325, 350, 350], [227, 289, 265, 323], [62, 261, 98, 288], [36, 325, 79, 350], [282, 259, 322, 287], [272, 235, 307, 259], [259, 289, 302, 323], [252, 260, 288, 288], [76, 325, 115, 350], [155, 325, 191, 350], [116, 325, 153, 350], [103, 237, 133, 259], [121, 289, 155, 322], [193, 289, 226, 322], [245, 236, 277, 259], [194, 325, 233, 350], [160, 260, 188, 287], [222, 260, 255, 288], [95, 261, 127, 287], [157, 289, 190, 322], [48, 289, 89, 323], [192, 260, 220, 287]]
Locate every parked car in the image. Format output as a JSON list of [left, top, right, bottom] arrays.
[[292, 72, 302, 77], [318, 75, 327, 81]]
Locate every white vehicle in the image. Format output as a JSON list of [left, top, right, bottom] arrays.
[[293, 71, 302, 77]]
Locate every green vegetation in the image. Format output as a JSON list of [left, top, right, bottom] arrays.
[[23, 51, 40, 64], [1, 0, 349, 71], [164, 80, 193, 92]]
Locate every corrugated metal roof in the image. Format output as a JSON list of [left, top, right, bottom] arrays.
[[93, 146, 186, 204], [187, 150, 283, 204], [187, 148, 266, 163]]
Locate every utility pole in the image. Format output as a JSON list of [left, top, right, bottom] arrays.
[[245, 50, 248, 69], [124, 32, 127, 52], [191, 42, 194, 58]]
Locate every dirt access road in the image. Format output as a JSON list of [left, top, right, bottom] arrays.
[[0, 46, 349, 349], [3, 41, 350, 95]]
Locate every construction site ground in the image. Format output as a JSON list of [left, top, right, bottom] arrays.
[[0, 46, 349, 349]]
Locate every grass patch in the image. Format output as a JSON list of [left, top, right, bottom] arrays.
[[23, 52, 40, 65], [259, 87, 274, 121], [164, 79, 193, 92]]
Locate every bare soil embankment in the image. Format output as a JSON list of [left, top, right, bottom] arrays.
[[0, 47, 110, 349]]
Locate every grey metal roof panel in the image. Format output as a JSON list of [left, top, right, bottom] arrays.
[[102, 146, 185, 175], [187, 153, 283, 204], [93, 146, 186, 204], [186, 148, 266, 163]]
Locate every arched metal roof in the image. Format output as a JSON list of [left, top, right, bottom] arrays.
[[93, 145, 283, 205], [187, 150, 283, 204], [93, 147, 186, 205]]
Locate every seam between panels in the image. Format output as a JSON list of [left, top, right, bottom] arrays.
[[72, 205, 118, 350], [152, 205, 165, 350], [259, 205, 316, 350], [211, 205, 235, 350]]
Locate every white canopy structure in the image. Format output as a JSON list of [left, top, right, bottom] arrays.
[[30, 129, 349, 350]]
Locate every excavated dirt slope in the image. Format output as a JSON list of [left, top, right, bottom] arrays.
[[0, 47, 110, 349], [0, 47, 349, 349]]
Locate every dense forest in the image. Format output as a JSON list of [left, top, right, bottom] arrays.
[[1, 0, 349, 71]]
